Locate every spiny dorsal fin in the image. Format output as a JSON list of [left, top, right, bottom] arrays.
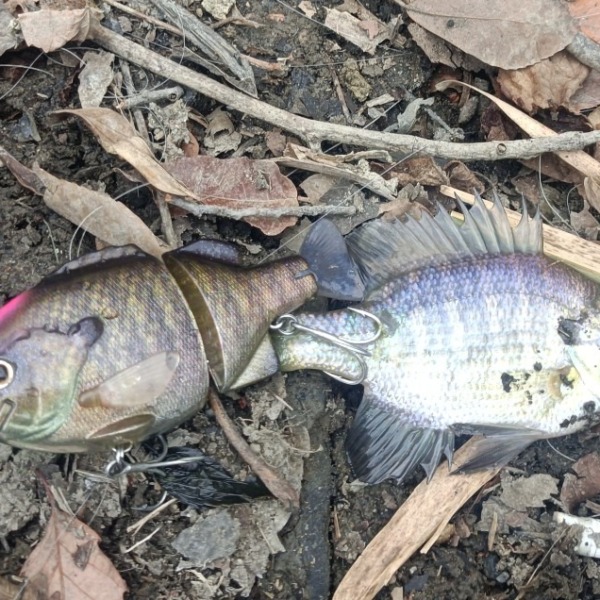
[[346, 192, 542, 295]]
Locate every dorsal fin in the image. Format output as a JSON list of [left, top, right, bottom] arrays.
[[346, 192, 542, 295], [47, 245, 147, 278]]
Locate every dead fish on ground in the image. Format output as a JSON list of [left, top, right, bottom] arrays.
[[0, 234, 363, 454], [271, 196, 600, 484]]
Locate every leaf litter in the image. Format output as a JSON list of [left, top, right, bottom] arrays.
[[20, 485, 127, 600]]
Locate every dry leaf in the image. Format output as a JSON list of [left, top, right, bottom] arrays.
[[571, 199, 599, 239], [78, 51, 115, 108], [21, 499, 127, 600], [584, 176, 600, 214], [402, 0, 576, 70], [407, 23, 486, 71], [560, 453, 600, 512], [19, 8, 92, 53], [299, 173, 338, 204], [165, 156, 298, 235], [568, 0, 600, 45], [324, 0, 391, 55], [497, 52, 589, 114], [34, 167, 168, 256], [298, 0, 316, 18], [444, 160, 484, 193], [57, 108, 197, 199], [571, 69, 600, 114], [0, 144, 166, 256], [265, 130, 287, 157], [0, 5, 19, 58], [387, 155, 448, 187]]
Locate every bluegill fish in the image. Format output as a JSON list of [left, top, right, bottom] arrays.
[[0, 237, 363, 453], [271, 197, 600, 484]]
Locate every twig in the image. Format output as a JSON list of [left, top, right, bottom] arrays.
[[88, 20, 600, 160], [170, 197, 357, 218], [333, 438, 502, 600], [208, 388, 300, 508], [117, 86, 184, 110], [568, 32, 600, 73]]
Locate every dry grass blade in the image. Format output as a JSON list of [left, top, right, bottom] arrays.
[[333, 438, 501, 600]]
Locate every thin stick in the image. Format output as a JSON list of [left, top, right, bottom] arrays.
[[170, 197, 357, 218], [333, 438, 501, 600], [88, 21, 600, 160], [208, 388, 300, 507]]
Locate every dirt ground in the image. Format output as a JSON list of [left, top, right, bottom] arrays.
[[1, 1, 600, 599]]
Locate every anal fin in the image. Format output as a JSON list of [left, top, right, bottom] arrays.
[[452, 423, 547, 472], [346, 398, 454, 484]]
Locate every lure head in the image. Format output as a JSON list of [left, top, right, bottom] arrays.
[[0, 292, 103, 447], [0, 250, 208, 453]]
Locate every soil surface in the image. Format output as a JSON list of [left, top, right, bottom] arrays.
[[1, 1, 599, 599]]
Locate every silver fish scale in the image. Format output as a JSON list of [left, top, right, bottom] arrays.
[[361, 253, 599, 433]]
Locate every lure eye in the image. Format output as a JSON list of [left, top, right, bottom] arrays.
[[0, 360, 15, 390]]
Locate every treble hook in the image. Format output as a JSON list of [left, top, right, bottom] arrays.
[[270, 307, 382, 385], [270, 307, 382, 357], [104, 434, 217, 478]]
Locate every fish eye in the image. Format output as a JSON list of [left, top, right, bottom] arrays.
[[0, 360, 15, 390]]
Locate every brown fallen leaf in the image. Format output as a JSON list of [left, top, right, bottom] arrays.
[[78, 51, 115, 108], [443, 160, 484, 193], [407, 22, 486, 72], [21, 489, 127, 600], [324, 0, 392, 55], [570, 69, 600, 114], [497, 51, 589, 114], [0, 576, 36, 600], [570, 199, 599, 239], [560, 452, 600, 513], [0, 144, 167, 257], [569, 0, 600, 46], [18, 8, 92, 53], [388, 155, 449, 187], [56, 108, 197, 200], [401, 0, 576, 70], [165, 156, 298, 235], [34, 167, 169, 257]]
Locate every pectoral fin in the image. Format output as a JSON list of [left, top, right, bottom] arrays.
[[79, 351, 180, 409], [451, 423, 547, 471], [346, 398, 454, 484], [86, 413, 155, 442]]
